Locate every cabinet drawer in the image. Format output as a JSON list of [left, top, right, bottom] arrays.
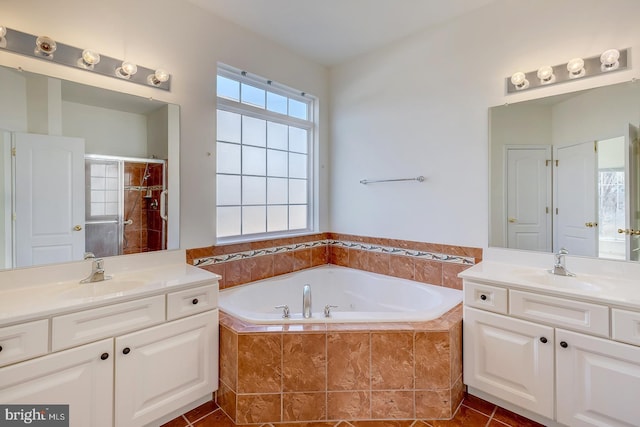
[[167, 284, 218, 321], [0, 319, 49, 367], [52, 295, 165, 351], [464, 281, 508, 314], [510, 290, 609, 337], [612, 308, 640, 346]]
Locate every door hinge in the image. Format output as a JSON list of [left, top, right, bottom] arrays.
[[545, 159, 551, 166], [12, 213, 16, 221], [546, 207, 549, 214], [555, 159, 559, 167], [555, 208, 559, 214], [594, 141, 598, 152], [11, 147, 16, 156]]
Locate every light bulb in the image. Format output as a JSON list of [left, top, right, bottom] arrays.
[[537, 65, 555, 84], [0, 26, 6, 48], [78, 49, 101, 69], [510, 71, 529, 90], [600, 49, 620, 71], [35, 35, 57, 57], [567, 57, 585, 78], [116, 61, 138, 79], [147, 68, 170, 86]]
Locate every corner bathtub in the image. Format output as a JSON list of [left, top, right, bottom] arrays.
[[218, 264, 462, 323]]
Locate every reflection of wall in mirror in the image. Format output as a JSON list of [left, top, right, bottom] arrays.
[[491, 83, 640, 256], [0, 65, 172, 268]]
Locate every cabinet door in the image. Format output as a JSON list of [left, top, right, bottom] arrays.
[[0, 338, 113, 427], [114, 310, 218, 427], [556, 329, 640, 426], [464, 306, 554, 418]]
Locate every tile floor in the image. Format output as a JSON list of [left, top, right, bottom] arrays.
[[161, 393, 546, 427]]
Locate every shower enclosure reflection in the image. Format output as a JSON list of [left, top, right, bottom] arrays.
[[85, 156, 167, 258]]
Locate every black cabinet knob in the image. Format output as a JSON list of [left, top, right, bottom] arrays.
[[0, 345, 3, 352], [192, 298, 199, 305], [560, 341, 568, 348], [122, 347, 131, 355], [480, 294, 487, 301], [100, 352, 109, 360], [539, 337, 548, 344]]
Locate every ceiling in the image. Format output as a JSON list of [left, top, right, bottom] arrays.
[[185, 0, 497, 66]]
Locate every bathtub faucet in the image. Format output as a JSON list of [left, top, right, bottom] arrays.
[[302, 284, 312, 318]]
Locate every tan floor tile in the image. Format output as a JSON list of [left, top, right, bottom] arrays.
[[430, 405, 489, 426]]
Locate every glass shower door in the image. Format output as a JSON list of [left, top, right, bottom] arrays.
[[84, 157, 123, 258]]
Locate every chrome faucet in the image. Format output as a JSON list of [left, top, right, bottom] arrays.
[[80, 258, 112, 283], [302, 284, 312, 319], [550, 248, 575, 276]]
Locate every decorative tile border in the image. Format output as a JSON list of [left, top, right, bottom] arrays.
[[193, 239, 475, 267]]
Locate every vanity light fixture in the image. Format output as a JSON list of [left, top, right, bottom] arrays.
[[0, 26, 7, 48], [0, 26, 171, 90], [537, 65, 555, 84], [567, 57, 585, 79], [600, 48, 620, 71], [116, 61, 138, 79], [147, 69, 170, 86], [34, 35, 57, 58], [78, 49, 101, 69], [510, 72, 529, 90], [506, 48, 629, 94]]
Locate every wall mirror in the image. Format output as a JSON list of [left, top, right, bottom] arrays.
[[490, 80, 640, 261], [0, 65, 179, 270]]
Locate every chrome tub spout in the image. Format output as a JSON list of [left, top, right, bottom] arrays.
[[303, 284, 312, 318]]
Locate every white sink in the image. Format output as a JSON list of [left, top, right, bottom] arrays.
[[512, 269, 608, 292], [57, 273, 157, 299]]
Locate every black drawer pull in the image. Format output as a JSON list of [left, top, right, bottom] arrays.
[[122, 347, 131, 355], [560, 341, 568, 348], [0, 345, 3, 352], [480, 294, 487, 301], [100, 352, 109, 360], [539, 337, 548, 344], [192, 298, 199, 305]]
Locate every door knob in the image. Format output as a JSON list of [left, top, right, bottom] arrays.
[[73, 225, 82, 231]]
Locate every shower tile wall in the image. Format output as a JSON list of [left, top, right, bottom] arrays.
[[123, 162, 165, 254], [187, 233, 481, 290]]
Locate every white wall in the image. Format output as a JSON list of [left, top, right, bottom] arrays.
[[0, 67, 27, 132], [330, 0, 640, 248], [62, 101, 148, 157], [2, 0, 330, 250]]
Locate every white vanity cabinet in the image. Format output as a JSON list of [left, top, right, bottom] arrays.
[[115, 310, 218, 426], [463, 278, 640, 427], [0, 279, 219, 427], [0, 338, 114, 427], [464, 306, 555, 418]]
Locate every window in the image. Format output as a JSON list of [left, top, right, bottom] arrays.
[[216, 65, 315, 240]]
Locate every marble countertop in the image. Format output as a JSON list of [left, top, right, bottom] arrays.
[[0, 250, 220, 327]]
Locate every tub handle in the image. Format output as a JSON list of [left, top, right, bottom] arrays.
[[324, 305, 339, 318], [275, 305, 290, 318]]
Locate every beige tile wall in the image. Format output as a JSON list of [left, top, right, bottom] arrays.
[[187, 232, 481, 290], [217, 307, 463, 424]]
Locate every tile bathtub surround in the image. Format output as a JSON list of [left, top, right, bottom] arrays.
[[216, 306, 464, 424], [186, 233, 481, 290]]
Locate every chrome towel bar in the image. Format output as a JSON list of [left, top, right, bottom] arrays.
[[360, 176, 425, 185]]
